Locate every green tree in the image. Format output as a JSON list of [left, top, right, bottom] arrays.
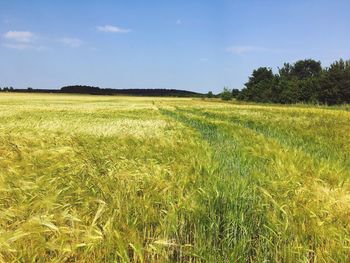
[[231, 89, 240, 98], [238, 67, 276, 102], [207, 91, 214, 98], [278, 59, 322, 103], [277, 77, 300, 103], [237, 58, 350, 105], [221, 87, 232, 101], [320, 59, 350, 104], [291, 59, 322, 79]]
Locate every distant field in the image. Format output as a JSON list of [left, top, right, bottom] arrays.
[[0, 93, 349, 262]]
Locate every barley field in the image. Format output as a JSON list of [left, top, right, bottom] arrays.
[[0, 93, 349, 262]]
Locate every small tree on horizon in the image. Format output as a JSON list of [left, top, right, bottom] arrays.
[[207, 91, 214, 98], [231, 88, 240, 98], [221, 87, 232, 101]]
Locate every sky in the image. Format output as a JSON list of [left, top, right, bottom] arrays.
[[1, 0, 350, 93]]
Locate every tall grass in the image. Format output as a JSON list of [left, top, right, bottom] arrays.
[[0, 93, 349, 262]]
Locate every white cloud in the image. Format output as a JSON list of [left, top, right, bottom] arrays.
[[3, 43, 48, 51], [2, 31, 50, 51], [4, 31, 35, 43], [96, 25, 131, 33], [176, 19, 182, 25], [60, 37, 83, 48], [226, 45, 270, 54], [3, 43, 31, 50]]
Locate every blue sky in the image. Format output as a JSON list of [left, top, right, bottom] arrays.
[[1, 0, 350, 93]]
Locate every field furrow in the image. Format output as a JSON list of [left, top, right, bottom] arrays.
[[162, 107, 350, 262]]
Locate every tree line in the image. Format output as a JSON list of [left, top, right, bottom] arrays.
[[234, 59, 350, 105], [0, 87, 14, 91], [60, 86, 204, 97], [0, 85, 204, 98], [2, 58, 349, 104]]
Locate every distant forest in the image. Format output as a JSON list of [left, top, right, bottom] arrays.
[[237, 58, 350, 105], [0, 86, 204, 98], [60, 86, 204, 97]]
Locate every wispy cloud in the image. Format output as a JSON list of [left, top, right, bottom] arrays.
[[176, 19, 182, 25], [96, 25, 131, 33], [60, 37, 83, 48], [2, 30, 46, 51], [3, 43, 48, 51], [200, 58, 209, 62], [226, 45, 271, 54], [3, 43, 31, 50], [4, 31, 35, 43]]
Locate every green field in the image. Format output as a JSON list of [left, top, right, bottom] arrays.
[[0, 93, 349, 262]]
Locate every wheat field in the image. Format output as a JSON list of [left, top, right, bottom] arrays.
[[0, 93, 349, 262]]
